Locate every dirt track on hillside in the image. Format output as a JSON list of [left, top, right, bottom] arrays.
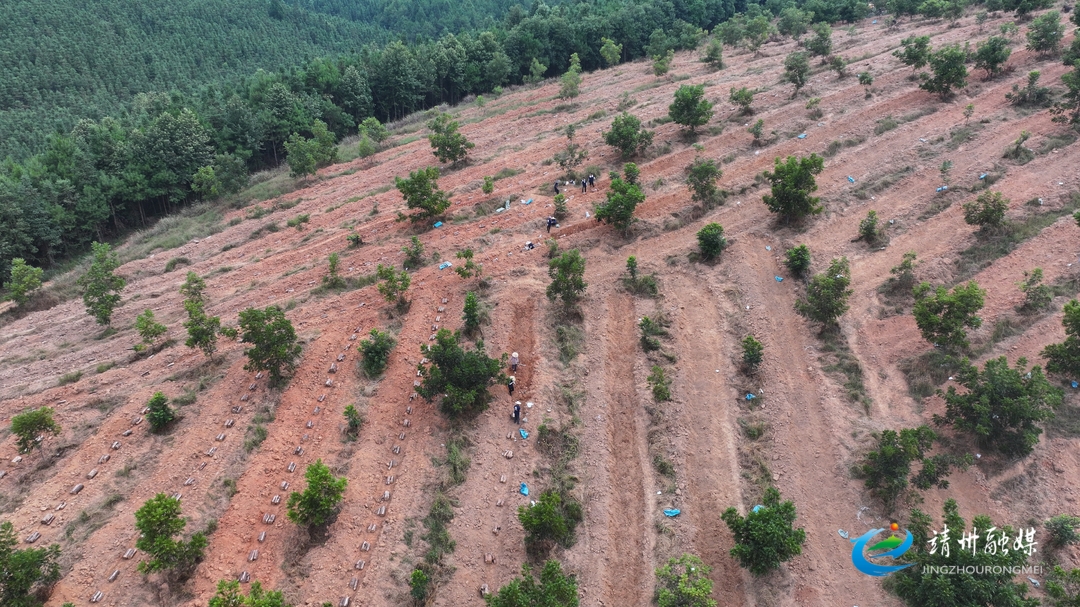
[[3, 9, 1080, 607]]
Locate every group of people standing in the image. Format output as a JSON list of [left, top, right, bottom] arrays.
[[553, 174, 596, 196], [509, 351, 520, 423]]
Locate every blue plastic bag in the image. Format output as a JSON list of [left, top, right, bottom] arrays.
[[797, 133, 807, 139], [745, 393, 756, 401], [847, 176, 855, 183], [519, 428, 529, 439], [775, 276, 783, 282], [663, 509, 681, 517], [1072, 381, 1078, 389], [752, 504, 764, 513], [520, 483, 529, 496], [433, 221, 443, 228], [438, 262, 452, 270]]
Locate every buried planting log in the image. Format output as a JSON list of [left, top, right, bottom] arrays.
[[249, 383, 257, 391], [499, 475, 506, 483], [337, 354, 345, 362], [339, 597, 350, 607], [258, 531, 266, 542], [170, 492, 182, 500], [354, 559, 365, 570], [329, 363, 337, 373], [382, 491, 390, 501], [350, 577, 359, 590], [206, 447, 218, 456], [376, 505, 386, 516], [184, 477, 195, 486], [492, 526, 500, 536], [256, 372, 263, 379], [402, 419, 410, 427], [71, 484, 84, 494], [280, 481, 289, 490], [111, 441, 121, 450], [409, 392, 416, 401], [485, 553, 496, 564], [91, 591, 104, 603], [131, 416, 142, 426], [391, 446, 400, 455], [216, 433, 226, 441], [56, 502, 65, 510], [263, 513, 276, 524], [306, 420, 313, 429], [240, 394, 249, 402], [479, 584, 489, 597], [248, 549, 259, 562], [367, 523, 377, 532], [25, 531, 40, 543], [108, 569, 119, 582], [41, 514, 54, 525], [313, 406, 321, 414], [271, 495, 281, 505], [325, 379, 333, 387], [387, 460, 394, 470], [198, 462, 207, 470], [87, 469, 98, 479], [123, 548, 136, 559], [503, 450, 513, 459], [98, 454, 110, 464], [0, 471, 5, 479], [406, 406, 412, 415], [361, 541, 370, 551], [239, 571, 251, 583], [225, 419, 235, 428], [294, 446, 303, 455], [302, 434, 309, 442], [287, 462, 296, 473], [233, 405, 244, 413], [398, 432, 405, 440], [122, 430, 132, 436], [318, 394, 326, 403], [385, 475, 394, 485]]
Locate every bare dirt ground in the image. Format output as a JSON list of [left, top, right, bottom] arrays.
[[3, 7, 1080, 607]]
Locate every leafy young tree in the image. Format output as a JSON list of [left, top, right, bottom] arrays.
[[342, 404, 363, 441], [777, 6, 813, 39], [283, 132, 317, 178], [858, 71, 874, 87], [721, 487, 806, 576], [358, 328, 395, 377], [134, 494, 207, 576], [656, 554, 716, 607], [1048, 565, 1080, 607], [237, 306, 302, 387], [933, 356, 1061, 457], [376, 264, 411, 310], [782, 52, 811, 97], [893, 500, 1038, 607], [418, 329, 504, 418], [426, 113, 474, 165], [595, 166, 645, 231], [208, 580, 292, 607], [742, 335, 764, 374], [547, 249, 587, 311], [5, 258, 43, 306], [784, 245, 812, 278], [1042, 299, 1080, 378], [0, 520, 61, 607], [554, 124, 588, 171], [559, 53, 582, 100], [795, 257, 852, 328], [79, 241, 125, 326], [829, 55, 848, 78], [685, 158, 723, 208], [886, 252, 919, 294], [410, 568, 430, 603], [482, 176, 494, 194], [807, 23, 833, 61], [359, 117, 389, 144], [322, 253, 345, 289], [10, 407, 60, 455], [652, 49, 675, 76], [1026, 11, 1065, 56], [894, 36, 932, 73], [181, 272, 221, 359], [762, 154, 825, 223], [462, 291, 482, 335], [603, 113, 654, 159], [485, 560, 579, 607], [974, 36, 1012, 79], [518, 490, 583, 552], [696, 223, 727, 261], [135, 309, 167, 349], [912, 281, 985, 352], [1046, 514, 1080, 550], [146, 392, 175, 433], [1017, 268, 1052, 313], [286, 460, 347, 529], [744, 15, 776, 54], [701, 38, 724, 70], [1006, 70, 1053, 107], [600, 37, 622, 67], [524, 58, 547, 84], [1051, 62, 1080, 127], [861, 426, 944, 511], [395, 167, 451, 222], [962, 190, 1008, 230], [454, 248, 481, 280], [729, 87, 756, 114], [668, 85, 714, 132], [920, 45, 968, 99], [857, 210, 884, 245], [402, 236, 425, 269], [717, 17, 746, 47]]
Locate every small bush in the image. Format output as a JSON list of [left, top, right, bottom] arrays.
[[784, 245, 811, 278], [518, 490, 583, 554], [857, 210, 884, 245], [164, 257, 191, 273], [59, 371, 82, 385], [358, 328, 395, 377], [742, 335, 763, 373], [696, 223, 727, 260], [1046, 514, 1080, 549], [146, 392, 175, 432], [286, 214, 310, 230], [343, 404, 363, 441], [648, 365, 672, 401]]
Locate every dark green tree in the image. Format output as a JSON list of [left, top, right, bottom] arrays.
[[920, 45, 968, 99], [5, 258, 42, 306], [547, 249, 587, 311], [134, 494, 207, 576], [685, 157, 722, 207], [806, 23, 833, 60], [322, 253, 345, 289], [146, 392, 175, 433], [894, 36, 932, 73], [912, 281, 985, 352], [721, 487, 806, 576], [962, 190, 1009, 230], [602, 113, 654, 159], [729, 87, 756, 114], [595, 167, 644, 232], [485, 560, 579, 607], [1046, 514, 1080, 550], [777, 7, 813, 39], [892, 500, 1038, 607], [934, 356, 1061, 457], [455, 248, 482, 280], [135, 309, 167, 350], [974, 36, 1012, 79], [1051, 61, 1080, 127], [10, 407, 60, 455], [859, 426, 967, 511], [762, 154, 825, 223], [1017, 268, 1052, 313], [418, 329, 504, 418], [79, 241, 125, 326], [782, 52, 811, 97], [286, 460, 347, 529], [181, 272, 221, 359], [343, 404, 363, 441], [284, 133, 317, 178], [795, 257, 852, 328], [0, 520, 61, 607], [395, 167, 451, 222], [518, 490, 583, 553], [784, 245, 812, 278], [743, 16, 775, 54], [462, 291, 482, 335], [1042, 299, 1080, 378], [696, 223, 727, 261], [358, 328, 396, 377], [238, 306, 302, 387], [208, 580, 291, 607], [656, 554, 716, 607], [668, 85, 714, 132], [410, 569, 430, 604], [701, 38, 724, 70], [376, 264, 411, 311], [1026, 11, 1065, 56], [427, 113, 474, 165], [741, 335, 764, 374]]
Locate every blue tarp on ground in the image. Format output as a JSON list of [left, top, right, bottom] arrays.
[[775, 276, 783, 282], [519, 428, 529, 439], [847, 176, 855, 183], [663, 509, 681, 517], [520, 483, 529, 496], [433, 221, 443, 227]]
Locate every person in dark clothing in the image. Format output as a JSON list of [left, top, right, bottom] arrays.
[[589, 174, 595, 190], [581, 179, 587, 193], [546, 217, 557, 233], [508, 375, 516, 396], [513, 402, 521, 424], [553, 180, 560, 195]]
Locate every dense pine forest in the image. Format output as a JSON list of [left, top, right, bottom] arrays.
[[5, 0, 1057, 285]]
